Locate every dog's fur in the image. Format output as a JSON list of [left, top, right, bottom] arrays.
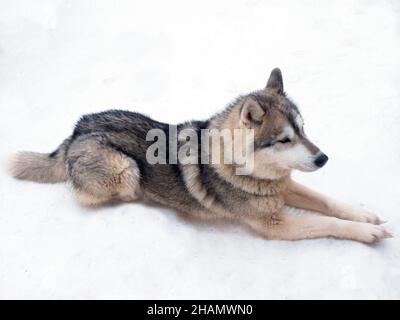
[[9, 68, 392, 243]]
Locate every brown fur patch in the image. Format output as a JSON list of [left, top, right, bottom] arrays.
[[67, 137, 141, 206], [8, 152, 67, 183]]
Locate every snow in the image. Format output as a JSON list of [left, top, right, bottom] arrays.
[[1, 0, 400, 299]]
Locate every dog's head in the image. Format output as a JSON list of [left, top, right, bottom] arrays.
[[236, 68, 328, 179]]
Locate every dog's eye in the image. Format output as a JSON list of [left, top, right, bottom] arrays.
[[277, 137, 291, 144], [261, 141, 274, 148], [260, 137, 291, 148]]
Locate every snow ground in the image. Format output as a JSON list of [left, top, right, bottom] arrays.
[[1, 0, 400, 299]]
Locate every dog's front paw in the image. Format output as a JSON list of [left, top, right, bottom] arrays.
[[333, 202, 385, 224], [347, 223, 393, 244], [347, 210, 385, 225]]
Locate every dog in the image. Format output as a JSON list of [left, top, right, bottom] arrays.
[[9, 68, 393, 243]]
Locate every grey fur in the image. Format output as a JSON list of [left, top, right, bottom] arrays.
[[10, 137, 70, 183], [9, 68, 311, 217], [10, 69, 393, 244]]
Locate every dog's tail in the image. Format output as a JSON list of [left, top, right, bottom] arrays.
[[8, 137, 71, 183]]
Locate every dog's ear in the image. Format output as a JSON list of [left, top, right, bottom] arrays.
[[240, 99, 265, 127], [266, 68, 284, 94]]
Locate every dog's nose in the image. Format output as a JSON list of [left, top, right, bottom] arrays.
[[314, 153, 329, 168]]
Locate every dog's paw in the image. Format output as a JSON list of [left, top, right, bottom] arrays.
[[347, 210, 386, 225], [349, 223, 393, 244]]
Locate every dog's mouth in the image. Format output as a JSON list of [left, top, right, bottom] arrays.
[[297, 164, 319, 172]]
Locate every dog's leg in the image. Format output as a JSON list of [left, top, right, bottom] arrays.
[[243, 211, 392, 243], [284, 179, 385, 224], [66, 134, 141, 206]]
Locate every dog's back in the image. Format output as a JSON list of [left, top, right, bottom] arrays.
[[9, 110, 208, 212]]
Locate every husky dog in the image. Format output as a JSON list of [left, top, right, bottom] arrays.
[[9, 68, 392, 243]]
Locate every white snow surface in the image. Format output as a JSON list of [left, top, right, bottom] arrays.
[[1, 0, 400, 299]]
